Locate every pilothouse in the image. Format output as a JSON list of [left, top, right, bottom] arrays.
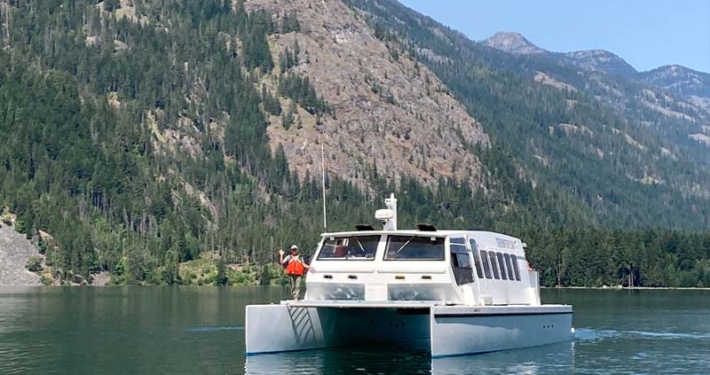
[[245, 194, 574, 357]]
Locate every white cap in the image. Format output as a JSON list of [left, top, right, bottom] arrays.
[[290, 245, 299, 250]]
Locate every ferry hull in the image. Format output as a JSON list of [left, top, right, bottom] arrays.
[[245, 303, 573, 357], [429, 305, 573, 357]]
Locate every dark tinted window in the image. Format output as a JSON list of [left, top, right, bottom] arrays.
[[496, 252, 508, 280], [488, 251, 500, 279], [470, 240, 484, 279], [504, 254, 515, 280], [512, 256, 521, 281], [318, 235, 380, 260], [480, 250, 492, 279], [451, 244, 473, 285], [450, 237, 466, 245], [385, 236, 445, 260], [454, 253, 471, 269]]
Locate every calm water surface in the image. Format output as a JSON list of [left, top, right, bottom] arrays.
[[1, 287, 709, 374]]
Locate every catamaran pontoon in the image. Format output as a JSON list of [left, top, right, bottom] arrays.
[[245, 194, 573, 357]]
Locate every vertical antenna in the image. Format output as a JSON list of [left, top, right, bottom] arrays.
[[321, 140, 327, 230]]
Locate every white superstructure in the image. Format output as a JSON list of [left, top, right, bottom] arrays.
[[245, 194, 573, 357]]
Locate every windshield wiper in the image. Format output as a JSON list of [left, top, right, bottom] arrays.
[[396, 236, 415, 253]]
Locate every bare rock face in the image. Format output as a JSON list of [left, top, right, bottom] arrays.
[[0, 225, 41, 286], [484, 31, 546, 55], [245, 0, 489, 189]]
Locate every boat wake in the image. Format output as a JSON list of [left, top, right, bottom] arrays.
[[575, 328, 710, 342], [185, 325, 244, 332]]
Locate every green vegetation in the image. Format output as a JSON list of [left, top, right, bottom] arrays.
[[26, 256, 43, 273], [278, 73, 330, 116], [0, 0, 708, 288], [524, 229, 710, 288]]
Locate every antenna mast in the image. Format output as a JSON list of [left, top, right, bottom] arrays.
[[321, 139, 327, 229]]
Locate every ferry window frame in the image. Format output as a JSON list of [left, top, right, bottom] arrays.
[[449, 237, 467, 245], [488, 251, 500, 279], [479, 250, 492, 279], [469, 240, 484, 279], [316, 235, 381, 261], [512, 256, 522, 281], [496, 252, 508, 280], [384, 235, 446, 261], [504, 253, 516, 280]]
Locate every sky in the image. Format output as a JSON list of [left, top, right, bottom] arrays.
[[398, 0, 710, 73]]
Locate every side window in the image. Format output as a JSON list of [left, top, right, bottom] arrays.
[[469, 240, 484, 279], [504, 254, 515, 280], [450, 237, 466, 245], [456, 253, 472, 268], [488, 251, 500, 279], [496, 252, 508, 280], [480, 250, 492, 279], [512, 256, 521, 281], [450, 238, 473, 285]]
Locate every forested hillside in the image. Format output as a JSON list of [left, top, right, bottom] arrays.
[[1, 0, 709, 287]]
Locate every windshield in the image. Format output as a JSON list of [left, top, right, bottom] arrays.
[[317, 235, 380, 260], [385, 235, 445, 260]]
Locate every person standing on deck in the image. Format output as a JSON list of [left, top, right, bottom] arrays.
[[279, 245, 311, 300]]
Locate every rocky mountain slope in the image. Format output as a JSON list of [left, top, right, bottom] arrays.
[[0, 223, 41, 286], [484, 30, 710, 163], [484, 31, 545, 55], [245, 0, 488, 188], [640, 65, 710, 111], [482, 31, 710, 126]]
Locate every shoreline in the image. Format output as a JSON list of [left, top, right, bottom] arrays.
[[542, 286, 710, 291]]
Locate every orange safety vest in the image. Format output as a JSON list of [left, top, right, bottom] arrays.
[[286, 256, 305, 276]]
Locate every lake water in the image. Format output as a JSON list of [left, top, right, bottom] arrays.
[[1, 287, 709, 374]]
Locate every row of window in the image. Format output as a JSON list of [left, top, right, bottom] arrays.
[[477, 250, 521, 281], [317, 235, 445, 261], [450, 239, 522, 282]]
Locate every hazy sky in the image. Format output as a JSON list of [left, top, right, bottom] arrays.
[[398, 0, 710, 73]]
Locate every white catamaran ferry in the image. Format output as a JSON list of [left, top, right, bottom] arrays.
[[245, 194, 574, 357]]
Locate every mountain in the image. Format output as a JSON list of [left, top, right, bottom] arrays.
[[481, 27, 710, 153], [484, 31, 546, 55], [640, 65, 710, 110], [1, 0, 710, 288], [563, 49, 638, 78], [483, 32, 638, 78]]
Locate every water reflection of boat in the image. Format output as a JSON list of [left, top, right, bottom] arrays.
[[243, 342, 575, 375], [430, 342, 574, 375], [246, 194, 574, 357]]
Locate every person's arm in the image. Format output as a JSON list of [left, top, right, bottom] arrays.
[[299, 256, 313, 271], [278, 249, 285, 265]]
